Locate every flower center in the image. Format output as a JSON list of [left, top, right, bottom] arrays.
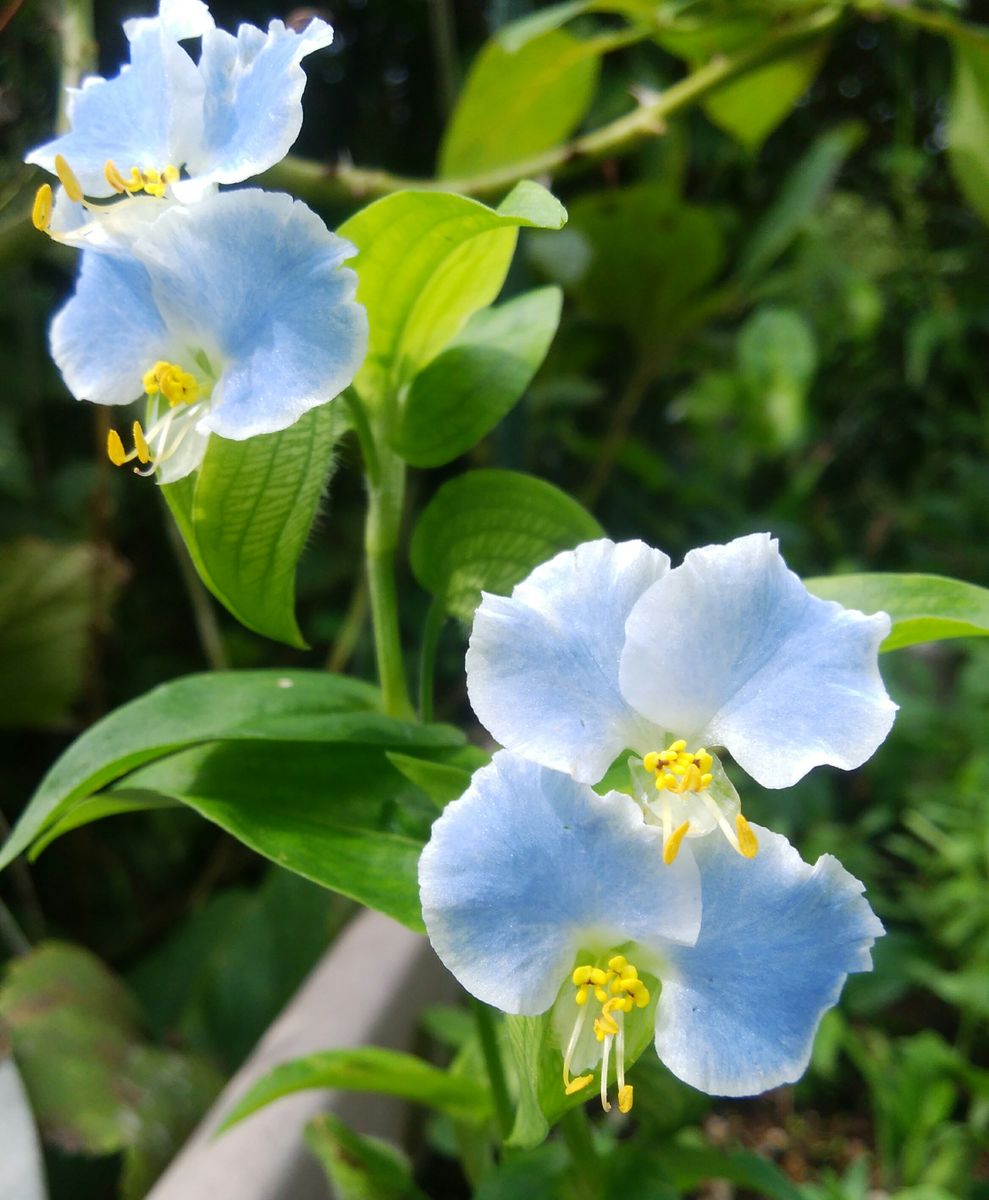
[[563, 954, 650, 1114], [634, 741, 759, 864], [104, 159, 180, 198], [106, 360, 208, 477]]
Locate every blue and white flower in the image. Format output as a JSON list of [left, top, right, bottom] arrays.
[[419, 752, 883, 1107], [467, 535, 896, 861], [50, 187, 367, 482], [27, 0, 332, 245]]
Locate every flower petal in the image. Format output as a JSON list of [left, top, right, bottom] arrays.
[[419, 752, 701, 1015], [619, 533, 896, 788], [654, 824, 883, 1097], [191, 17, 334, 186], [26, 25, 205, 198], [466, 540, 670, 784], [129, 188, 367, 439], [50, 250, 169, 406]]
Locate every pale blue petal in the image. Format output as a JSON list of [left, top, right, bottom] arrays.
[[466, 540, 670, 784], [654, 825, 882, 1096], [131, 188, 367, 438], [619, 533, 896, 788], [122, 0, 214, 42], [191, 17, 333, 185], [26, 26, 204, 198], [419, 753, 701, 1015], [49, 250, 169, 406]]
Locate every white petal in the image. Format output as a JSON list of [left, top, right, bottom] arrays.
[[466, 540, 670, 784], [419, 753, 701, 1015], [620, 533, 896, 788], [654, 825, 883, 1096]]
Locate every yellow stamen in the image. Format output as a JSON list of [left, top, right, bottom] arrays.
[[618, 1085, 634, 1114], [644, 739, 716, 797], [54, 154, 83, 203], [736, 813, 759, 859], [107, 428, 127, 466], [32, 184, 53, 232], [132, 421, 151, 465], [663, 819, 691, 865], [565, 1074, 593, 1095], [163, 164, 180, 183]]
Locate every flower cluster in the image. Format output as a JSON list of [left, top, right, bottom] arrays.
[[420, 534, 895, 1110], [28, 0, 366, 482]]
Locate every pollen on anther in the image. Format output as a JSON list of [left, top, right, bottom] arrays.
[[736, 813, 759, 859], [663, 819, 691, 865], [107, 429, 127, 466], [132, 422, 151, 465], [54, 154, 83, 203], [32, 184, 53, 232]]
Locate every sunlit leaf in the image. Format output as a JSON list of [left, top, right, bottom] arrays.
[[305, 1113, 428, 1200], [947, 33, 989, 227]]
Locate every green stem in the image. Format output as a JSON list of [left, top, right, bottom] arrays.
[[55, 0, 96, 132], [263, 6, 843, 203], [860, 0, 989, 46], [0, 897, 30, 956], [365, 445, 414, 720], [558, 1106, 600, 1199], [164, 515, 230, 671], [426, 0, 460, 116], [471, 998, 514, 1142], [326, 573, 368, 673], [418, 597, 446, 723]]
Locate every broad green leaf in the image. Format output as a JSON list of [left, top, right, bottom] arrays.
[[305, 1113, 428, 1200], [495, 0, 655, 52], [439, 29, 600, 178], [386, 746, 487, 807], [104, 734, 460, 929], [392, 287, 562, 467], [529, 186, 725, 350], [162, 403, 345, 647], [339, 184, 566, 409], [651, 1142, 802, 1200], [655, 13, 828, 150], [0, 538, 123, 727], [503, 1016, 550, 1149], [0, 1058, 47, 1200], [411, 470, 602, 623], [30, 792, 178, 858], [0, 670, 381, 870], [737, 306, 817, 450], [805, 573, 989, 653], [948, 34, 989, 226], [736, 121, 866, 283], [0, 943, 221, 1194], [219, 1047, 492, 1131]]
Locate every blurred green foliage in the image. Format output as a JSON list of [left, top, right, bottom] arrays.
[[2, 0, 989, 1196]]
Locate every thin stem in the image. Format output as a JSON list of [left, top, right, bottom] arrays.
[[263, 6, 843, 203], [471, 998, 514, 1142], [418, 597, 446, 723], [0, 808, 45, 941], [862, 0, 989, 46], [0, 897, 30, 956], [426, 0, 460, 117], [164, 516, 230, 671], [326, 573, 368, 673], [55, 0, 96, 131], [365, 445, 414, 719], [580, 356, 659, 507], [344, 391, 380, 486], [558, 1106, 600, 1199]]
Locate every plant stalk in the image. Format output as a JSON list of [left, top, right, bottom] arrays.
[[471, 998, 514, 1142]]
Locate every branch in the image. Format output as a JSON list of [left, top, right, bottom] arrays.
[[264, 6, 844, 204]]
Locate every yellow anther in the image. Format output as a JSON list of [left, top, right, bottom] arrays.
[[143, 361, 200, 406], [643, 751, 660, 773], [107, 428, 127, 466], [565, 1074, 593, 1096], [593, 986, 608, 1003], [163, 164, 180, 183], [132, 421, 151, 465], [696, 750, 713, 772], [670, 739, 686, 752], [572, 965, 593, 986], [736, 814, 759, 859], [588, 968, 607, 986], [654, 772, 669, 791], [54, 154, 83, 203], [646, 740, 716, 797], [699, 772, 713, 788], [618, 1085, 634, 1113], [608, 955, 627, 973], [575, 986, 589, 1005], [663, 819, 691, 865], [104, 160, 128, 193], [32, 184, 53, 232]]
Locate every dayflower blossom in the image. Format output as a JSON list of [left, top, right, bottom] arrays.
[[419, 752, 883, 1107], [26, 0, 332, 247], [466, 534, 896, 862], [50, 187, 367, 482]]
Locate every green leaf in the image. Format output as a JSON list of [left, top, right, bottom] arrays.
[[338, 185, 566, 410], [219, 1047, 492, 1132], [392, 287, 562, 467], [0, 670, 381, 870], [737, 306, 817, 450], [162, 403, 345, 647], [529, 186, 725, 351], [0, 538, 123, 728], [411, 470, 602, 623], [305, 1113, 428, 1200], [735, 121, 866, 283], [948, 34, 989, 226], [30, 792, 178, 859], [105, 734, 459, 929], [386, 746, 488, 807], [651, 1142, 802, 1200], [439, 29, 600, 178], [0, 943, 221, 1193], [804, 573, 989, 653]]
